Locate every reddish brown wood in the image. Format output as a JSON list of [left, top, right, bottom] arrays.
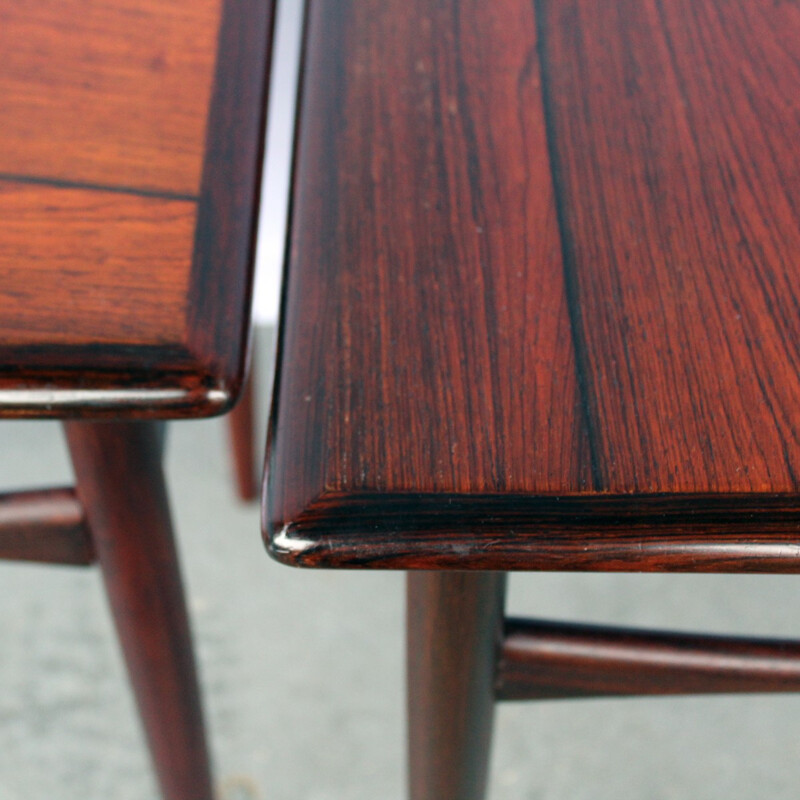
[[268, 492, 800, 571], [0, 487, 93, 565], [0, 181, 194, 348], [65, 421, 213, 800], [228, 365, 258, 501], [0, 0, 274, 418], [265, 0, 584, 547], [186, 0, 273, 395], [497, 618, 800, 701], [537, 0, 800, 495], [265, 0, 800, 568], [264, 3, 800, 796], [408, 572, 506, 800], [0, 0, 220, 195]]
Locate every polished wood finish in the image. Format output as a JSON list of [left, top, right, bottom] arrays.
[[407, 572, 506, 800], [0, 487, 93, 565], [266, 0, 581, 551], [538, 0, 800, 494], [65, 421, 213, 800], [268, 493, 800, 571], [0, 0, 274, 418], [265, 0, 800, 567], [266, 2, 800, 797], [0, 0, 219, 195], [0, 182, 194, 348], [497, 618, 800, 701], [0, 3, 273, 797]]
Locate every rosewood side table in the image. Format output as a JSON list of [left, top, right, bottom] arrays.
[[265, 1, 800, 798], [0, 1, 273, 798]]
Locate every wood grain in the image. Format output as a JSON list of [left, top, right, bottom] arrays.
[[0, 0, 274, 418], [267, 0, 587, 528], [265, 0, 800, 567], [538, 0, 800, 494], [186, 0, 274, 394], [0, 0, 220, 196], [0, 181, 194, 347], [267, 493, 800, 571], [497, 618, 800, 700]]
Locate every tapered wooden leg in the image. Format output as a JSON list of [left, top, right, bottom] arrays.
[[64, 421, 214, 800], [227, 366, 257, 501], [407, 571, 507, 800]]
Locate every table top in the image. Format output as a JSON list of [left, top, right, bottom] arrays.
[[0, 0, 273, 418], [265, 0, 800, 569]]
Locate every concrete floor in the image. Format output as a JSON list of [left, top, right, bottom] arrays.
[[1, 327, 800, 799]]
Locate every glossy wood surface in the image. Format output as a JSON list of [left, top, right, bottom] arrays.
[[0, 0, 274, 418], [267, 493, 800, 571], [0, 0, 219, 195], [497, 618, 800, 701], [0, 182, 194, 347], [266, 0, 800, 567], [538, 0, 800, 493], [0, 487, 93, 565]]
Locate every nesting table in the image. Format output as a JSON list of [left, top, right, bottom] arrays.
[[0, 1, 273, 798], [265, 1, 800, 797]]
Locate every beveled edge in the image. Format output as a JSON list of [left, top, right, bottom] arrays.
[[0, 339, 248, 419], [263, 490, 800, 571], [184, 0, 274, 415], [0, 0, 274, 420], [0, 380, 234, 419]]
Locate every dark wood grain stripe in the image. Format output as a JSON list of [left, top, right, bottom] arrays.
[[534, 0, 602, 490], [0, 171, 198, 202], [538, 0, 800, 494], [265, 0, 800, 568], [0, 0, 274, 418]]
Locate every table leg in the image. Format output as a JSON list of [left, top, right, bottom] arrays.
[[64, 421, 214, 800], [407, 571, 507, 800], [227, 366, 257, 501]]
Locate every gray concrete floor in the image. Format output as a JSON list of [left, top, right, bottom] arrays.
[[1, 327, 800, 799]]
